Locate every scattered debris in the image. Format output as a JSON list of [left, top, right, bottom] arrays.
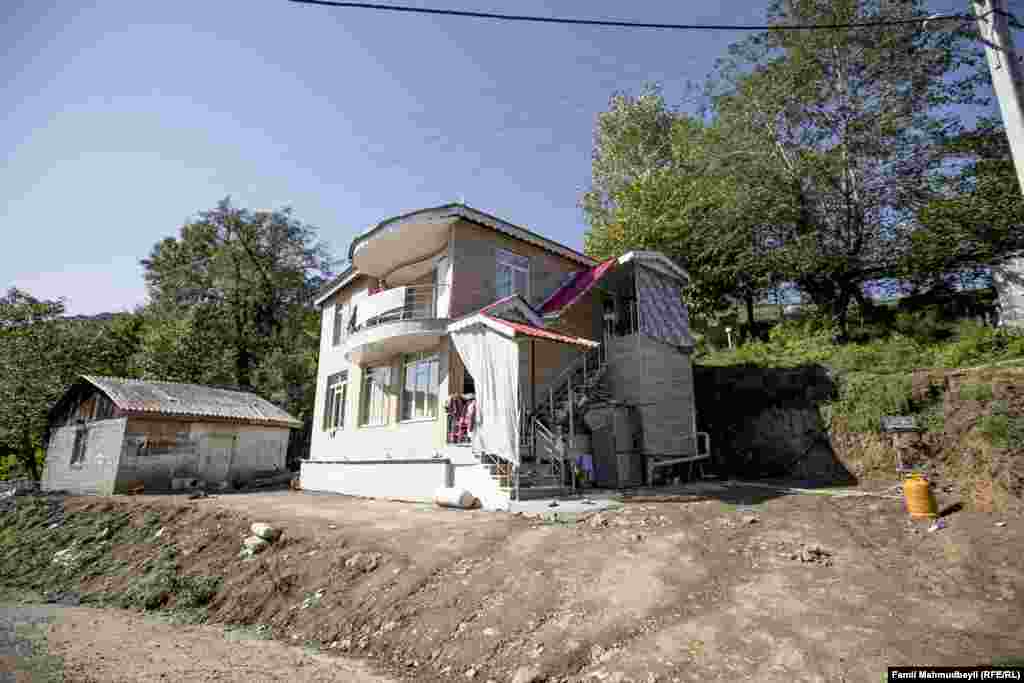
[[345, 551, 383, 573], [548, 501, 559, 508], [742, 515, 760, 525], [587, 513, 610, 529], [187, 490, 207, 500], [511, 665, 542, 683], [995, 521, 1007, 528], [241, 535, 270, 557], [798, 544, 833, 566], [928, 519, 947, 533], [43, 590, 81, 606], [51, 547, 78, 568], [250, 523, 281, 542]]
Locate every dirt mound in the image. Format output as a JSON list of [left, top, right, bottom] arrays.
[[3, 490, 1023, 682]]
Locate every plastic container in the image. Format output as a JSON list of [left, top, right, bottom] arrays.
[[903, 474, 937, 519]]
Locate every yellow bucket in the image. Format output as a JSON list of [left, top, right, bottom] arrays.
[[903, 474, 937, 519]]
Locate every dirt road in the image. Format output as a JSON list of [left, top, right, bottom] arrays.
[[0, 603, 394, 682]]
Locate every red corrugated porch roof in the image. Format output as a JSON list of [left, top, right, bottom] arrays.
[[539, 258, 617, 316], [480, 314, 597, 347]]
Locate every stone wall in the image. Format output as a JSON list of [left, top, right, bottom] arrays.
[[692, 365, 851, 483]]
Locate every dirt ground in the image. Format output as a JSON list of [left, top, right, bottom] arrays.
[[6, 484, 1024, 682], [0, 603, 393, 682]]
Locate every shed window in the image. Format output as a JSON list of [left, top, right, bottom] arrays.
[[322, 371, 348, 431], [360, 366, 391, 426], [70, 426, 88, 466], [496, 249, 529, 300], [401, 352, 439, 421]]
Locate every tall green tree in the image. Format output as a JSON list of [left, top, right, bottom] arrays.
[[909, 120, 1024, 281], [582, 87, 792, 324], [139, 199, 333, 422], [0, 290, 135, 480], [704, 0, 986, 337]]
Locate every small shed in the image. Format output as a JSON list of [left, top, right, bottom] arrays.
[[42, 376, 302, 495]]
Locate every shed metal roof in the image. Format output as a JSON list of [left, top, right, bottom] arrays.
[[80, 376, 302, 428]]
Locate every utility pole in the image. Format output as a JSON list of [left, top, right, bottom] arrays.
[[974, 0, 1024, 325]]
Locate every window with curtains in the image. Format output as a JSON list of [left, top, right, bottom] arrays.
[[322, 371, 348, 431], [360, 366, 391, 426], [496, 248, 530, 300], [401, 351, 440, 421]]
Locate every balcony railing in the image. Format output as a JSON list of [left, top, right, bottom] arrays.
[[354, 284, 448, 332]]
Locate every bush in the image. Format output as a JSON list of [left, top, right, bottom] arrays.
[[829, 373, 914, 433]]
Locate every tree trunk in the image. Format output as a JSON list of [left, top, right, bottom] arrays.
[[19, 428, 40, 482], [832, 288, 853, 344], [744, 293, 756, 342], [235, 346, 253, 390]]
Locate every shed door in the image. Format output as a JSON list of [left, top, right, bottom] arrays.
[[201, 434, 235, 483]]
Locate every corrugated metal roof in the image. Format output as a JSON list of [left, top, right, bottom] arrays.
[[539, 258, 617, 316], [81, 376, 302, 428], [480, 314, 598, 348]]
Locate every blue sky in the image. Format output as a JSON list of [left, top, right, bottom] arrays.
[[1, 0, 981, 314]]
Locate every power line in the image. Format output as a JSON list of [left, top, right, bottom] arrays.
[[288, 0, 967, 32]]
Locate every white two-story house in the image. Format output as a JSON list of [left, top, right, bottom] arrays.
[[301, 204, 705, 509]]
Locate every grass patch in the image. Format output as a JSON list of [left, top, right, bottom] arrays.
[[117, 546, 221, 612], [959, 382, 994, 401], [828, 372, 913, 433], [0, 498, 221, 620], [12, 619, 63, 682]]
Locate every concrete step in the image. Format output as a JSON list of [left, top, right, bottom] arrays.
[[499, 485, 569, 500]]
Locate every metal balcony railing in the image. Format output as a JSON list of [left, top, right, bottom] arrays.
[[354, 284, 449, 332]]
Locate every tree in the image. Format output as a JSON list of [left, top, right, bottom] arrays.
[[701, 0, 987, 338], [139, 199, 333, 423], [582, 87, 792, 326], [0, 289, 117, 480], [908, 120, 1024, 282]]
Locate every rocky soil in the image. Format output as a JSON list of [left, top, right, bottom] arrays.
[[2, 486, 1023, 682]]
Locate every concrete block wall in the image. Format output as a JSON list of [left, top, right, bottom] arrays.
[[604, 335, 697, 457], [42, 418, 127, 495]]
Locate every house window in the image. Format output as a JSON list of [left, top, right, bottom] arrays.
[[360, 366, 391, 426], [496, 249, 530, 300], [401, 352, 440, 421], [322, 371, 348, 431], [70, 426, 88, 465]]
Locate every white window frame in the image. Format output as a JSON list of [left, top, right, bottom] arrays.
[[323, 371, 348, 431], [360, 365, 391, 427], [496, 248, 530, 300], [400, 351, 440, 422]]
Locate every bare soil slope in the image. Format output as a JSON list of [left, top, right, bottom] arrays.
[[2, 487, 1022, 683]]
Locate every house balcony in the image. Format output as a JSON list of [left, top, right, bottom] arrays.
[[343, 284, 449, 364]]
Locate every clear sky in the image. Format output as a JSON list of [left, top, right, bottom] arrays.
[[1, 0, 980, 314]]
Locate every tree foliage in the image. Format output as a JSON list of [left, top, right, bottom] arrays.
[[0, 290, 138, 480], [139, 198, 333, 422], [583, 0, 992, 339]]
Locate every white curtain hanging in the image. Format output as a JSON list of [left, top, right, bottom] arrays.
[[449, 325, 521, 465]]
